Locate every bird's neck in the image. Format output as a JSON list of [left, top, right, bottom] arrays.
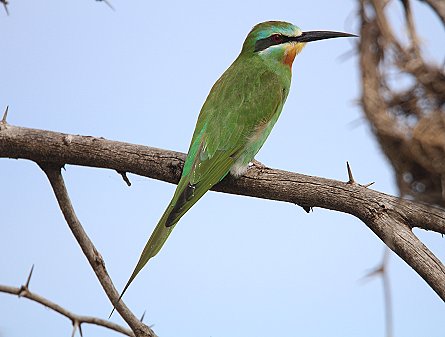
[[259, 54, 293, 85]]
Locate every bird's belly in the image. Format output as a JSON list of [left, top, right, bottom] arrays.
[[229, 120, 273, 178], [230, 160, 250, 177]]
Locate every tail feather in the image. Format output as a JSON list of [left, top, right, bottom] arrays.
[[111, 152, 236, 316], [110, 180, 208, 317], [109, 203, 173, 317]]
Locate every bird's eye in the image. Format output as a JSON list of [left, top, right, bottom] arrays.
[[271, 34, 283, 43]]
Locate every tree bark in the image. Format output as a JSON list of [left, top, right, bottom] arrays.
[[1, 122, 445, 301]]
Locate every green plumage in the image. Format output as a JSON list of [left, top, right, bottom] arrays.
[[113, 21, 356, 309]]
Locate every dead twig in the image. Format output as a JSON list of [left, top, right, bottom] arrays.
[[362, 249, 393, 337], [0, 266, 134, 337], [39, 165, 157, 337]]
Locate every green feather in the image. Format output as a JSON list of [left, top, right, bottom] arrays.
[[111, 20, 356, 316], [113, 21, 296, 312]]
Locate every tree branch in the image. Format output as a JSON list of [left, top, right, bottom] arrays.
[[0, 275, 134, 337], [38, 164, 157, 337], [1, 123, 445, 302], [362, 249, 393, 337]]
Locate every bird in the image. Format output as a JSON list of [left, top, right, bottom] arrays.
[[113, 21, 356, 312]]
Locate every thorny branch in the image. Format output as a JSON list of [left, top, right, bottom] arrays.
[[1, 123, 445, 305], [0, 267, 134, 337], [38, 165, 157, 337], [1, 3, 444, 335]]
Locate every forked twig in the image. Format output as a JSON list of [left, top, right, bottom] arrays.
[[39, 164, 157, 337], [0, 266, 134, 337]]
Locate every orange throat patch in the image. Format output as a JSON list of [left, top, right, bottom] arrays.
[[284, 43, 305, 67]]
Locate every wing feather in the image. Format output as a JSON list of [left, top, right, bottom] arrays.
[[115, 56, 288, 307]]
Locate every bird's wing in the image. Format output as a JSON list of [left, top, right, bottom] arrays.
[[114, 133, 242, 310], [114, 61, 285, 310]]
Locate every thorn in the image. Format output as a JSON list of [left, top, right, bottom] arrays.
[[363, 181, 375, 188], [25, 264, 34, 288], [140, 310, 146, 322], [361, 264, 384, 283], [1, 106, 9, 125], [117, 171, 131, 187], [250, 159, 266, 169], [346, 161, 374, 188], [360, 248, 390, 283], [97, 0, 115, 11], [300, 205, 312, 213], [346, 161, 355, 184], [18, 265, 34, 297], [1, 0, 9, 15], [78, 323, 84, 337]]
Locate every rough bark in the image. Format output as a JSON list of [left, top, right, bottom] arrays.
[[1, 123, 445, 302]]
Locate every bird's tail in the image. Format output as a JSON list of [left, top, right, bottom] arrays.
[[109, 201, 176, 318], [110, 179, 208, 317]]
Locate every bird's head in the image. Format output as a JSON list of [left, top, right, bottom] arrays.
[[242, 21, 356, 68]]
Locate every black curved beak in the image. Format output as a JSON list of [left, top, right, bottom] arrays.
[[292, 31, 358, 43]]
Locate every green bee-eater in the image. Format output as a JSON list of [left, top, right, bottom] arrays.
[[115, 21, 355, 306]]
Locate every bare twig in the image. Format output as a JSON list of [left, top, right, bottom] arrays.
[[118, 170, 132, 186], [362, 249, 393, 337], [0, 267, 134, 337], [1, 124, 444, 301], [39, 165, 157, 337]]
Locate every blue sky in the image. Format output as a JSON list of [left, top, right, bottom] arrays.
[[1, 1, 444, 336]]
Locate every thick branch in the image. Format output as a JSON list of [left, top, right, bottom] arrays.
[[39, 165, 156, 337], [1, 124, 445, 301], [0, 283, 133, 336]]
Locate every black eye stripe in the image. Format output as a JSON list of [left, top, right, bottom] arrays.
[[254, 34, 293, 52]]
